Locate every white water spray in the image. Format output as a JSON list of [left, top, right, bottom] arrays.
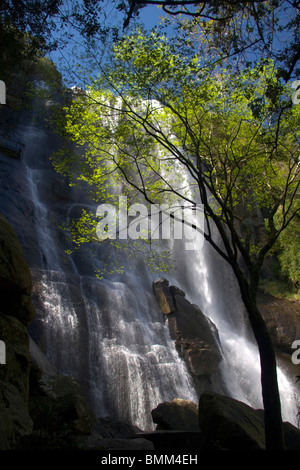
[[174, 237, 300, 427]]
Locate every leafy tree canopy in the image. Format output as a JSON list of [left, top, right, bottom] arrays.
[[53, 27, 299, 289], [1, 1, 299, 86], [63, 1, 300, 82]]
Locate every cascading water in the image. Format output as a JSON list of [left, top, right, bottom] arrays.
[[171, 234, 300, 427], [164, 157, 300, 427], [10, 116, 199, 431], [1, 98, 299, 433], [78, 271, 198, 430]]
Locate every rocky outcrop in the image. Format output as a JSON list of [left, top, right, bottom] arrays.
[[151, 398, 199, 431], [198, 391, 300, 450], [0, 213, 35, 449], [22, 354, 154, 450], [0, 135, 24, 160], [152, 278, 222, 378], [133, 398, 204, 452], [22, 340, 154, 450], [20, 373, 95, 450], [146, 392, 300, 451], [258, 290, 300, 354], [152, 278, 176, 314], [0, 213, 35, 325], [198, 391, 266, 449]]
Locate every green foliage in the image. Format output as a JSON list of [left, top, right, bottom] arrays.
[[0, 22, 45, 85], [52, 27, 299, 284], [0, 21, 63, 118], [274, 211, 300, 289]]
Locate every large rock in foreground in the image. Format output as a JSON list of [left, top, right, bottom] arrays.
[[147, 392, 300, 450], [151, 398, 199, 431], [199, 391, 266, 449], [198, 391, 300, 450]]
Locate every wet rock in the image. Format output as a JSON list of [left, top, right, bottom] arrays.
[[29, 337, 58, 383], [152, 278, 176, 314], [169, 285, 186, 299], [198, 391, 300, 450], [153, 279, 222, 378], [258, 290, 300, 354], [0, 136, 24, 159], [0, 213, 35, 325], [0, 214, 35, 448], [151, 398, 199, 431]]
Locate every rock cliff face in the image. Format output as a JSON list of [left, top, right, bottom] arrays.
[[0, 88, 203, 431], [0, 214, 35, 449], [258, 290, 300, 354], [0, 213, 35, 325]]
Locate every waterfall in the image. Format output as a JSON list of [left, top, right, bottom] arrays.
[[171, 236, 300, 427], [1, 103, 298, 432], [13, 119, 198, 431], [78, 272, 198, 430]]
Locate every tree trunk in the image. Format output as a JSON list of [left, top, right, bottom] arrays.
[[237, 277, 285, 450]]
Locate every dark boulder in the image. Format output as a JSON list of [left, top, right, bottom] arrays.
[[151, 398, 199, 431], [152, 278, 176, 314], [198, 391, 300, 450]]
